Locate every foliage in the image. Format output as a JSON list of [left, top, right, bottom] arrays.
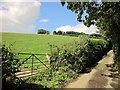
[[53, 31, 57, 34], [2, 44, 19, 78], [1, 44, 20, 89], [50, 37, 111, 73], [37, 29, 50, 34], [89, 34, 102, 39], [65, 31, 82, 37], [53, 30, 86, 37], [57, 31, 63, 35], [61, 1, 120, 71], [25, 67, 77, 88]]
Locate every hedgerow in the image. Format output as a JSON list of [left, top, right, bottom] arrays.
[[50, 37, 111, 73], [21, 36, 112, 89]]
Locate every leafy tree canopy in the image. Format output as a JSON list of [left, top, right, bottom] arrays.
[[38, 29, 50, 34], [61, 0, 120, 70]]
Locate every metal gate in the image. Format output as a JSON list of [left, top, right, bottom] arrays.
[[17, 52, 50, 74]]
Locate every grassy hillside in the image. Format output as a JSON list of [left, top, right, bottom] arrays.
[[1, 32, 79, 54]]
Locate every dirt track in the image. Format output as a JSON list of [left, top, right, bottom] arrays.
[[64, 50, 118, 88]]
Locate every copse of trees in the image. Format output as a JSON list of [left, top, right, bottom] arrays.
[[38, 29, 50, 34], [66, 31, 79, 34], [64, 31, 81, 36], [53, 30, 86, 37], [53, 30, 63, 35]]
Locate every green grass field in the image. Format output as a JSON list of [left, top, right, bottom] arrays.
[[1, 32, 79, 71], [2, 32, 79, 54]]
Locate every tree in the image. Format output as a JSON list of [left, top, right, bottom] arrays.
[[79, 32, 86, 35], [65, 31, 81, 36], [57, 30, 63, 35], [53, 31, 57, 34], [61, 1, 120, 71], [38, 29, 50, 34]]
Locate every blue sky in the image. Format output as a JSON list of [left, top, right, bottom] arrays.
[[1, 0, 98, 34], [34, 2, 80, 33]]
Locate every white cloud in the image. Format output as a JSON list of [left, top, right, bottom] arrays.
[[1, 0, 41, 2], [0, 0, 41, 33], [55, 23, 99, 34], [40, 19, 49, 23]]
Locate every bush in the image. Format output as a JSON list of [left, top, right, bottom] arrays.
[[1, 45, 20, 89], [50, 38, 111, 73], [26, 68, 76, 88]]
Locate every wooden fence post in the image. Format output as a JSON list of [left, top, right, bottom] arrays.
[[46, 53, 50, 64]]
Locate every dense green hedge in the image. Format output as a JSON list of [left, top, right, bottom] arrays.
[[50, 38, 111, 73], [24, 37, 112, 89]]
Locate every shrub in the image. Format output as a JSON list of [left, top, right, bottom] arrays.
[[1, 45, 20, 89], [50, 38, 111, 73], [26, 67, 76, 88]]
